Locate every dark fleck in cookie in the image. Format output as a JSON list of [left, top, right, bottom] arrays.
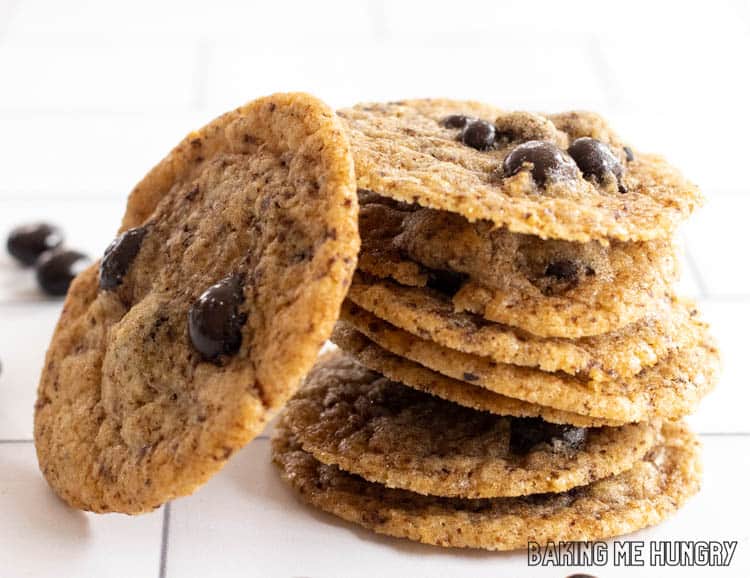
[[339, 99, 702, 243], [34, 93, 359, 514], [348, 277, 706, 382], [279, 352, 657, 498], [273, 421, 701, 550], [336, 303, 720, 424], [332, 326, 624, 428], [358, 197, 678, 338]]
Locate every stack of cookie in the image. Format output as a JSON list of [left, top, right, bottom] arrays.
[[273, 100, 720, 549]]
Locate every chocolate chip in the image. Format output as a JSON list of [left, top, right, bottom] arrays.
[[441, 114, 473, 129], [544, 260, 579, 281], [568, 137, 623, 184], [425, 269, 468, 297], [461, 119, 496, 150], [99, 226, 148, 290], [6, 223, 64, 266], [188, 274, 245, 362], [509, 417, 587, 455], [623, 146, 635, 162], [502, 141, 577, 186], [463, 372, 479, 382], [36, 249, 91, 296]]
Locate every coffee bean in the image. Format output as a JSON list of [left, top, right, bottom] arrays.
[[461, 119, 496, 150], [544, 260, 579, 281], [502, 141, 577, 186], [441, 114, 473, 129], [568, 137, 623, 183], [188, 274, 245, 362], [99, 226, 148, 290], [426, 269, 468, 297], [6, 223, 64, 266], [36, 249, 91, 296]]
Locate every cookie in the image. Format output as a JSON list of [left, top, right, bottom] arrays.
[[336, 304, 720, 423], [333, 327, 623, 428], [358, 197, 678, 338], [339, 99, 703, 243], [273, 421, 701, 550], [348, 276, 704, 382], [34, 93, 359, 514], [280, 352, 657, 498]]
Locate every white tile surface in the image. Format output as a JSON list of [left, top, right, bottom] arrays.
[[0, 112, 209, 198], [0, 301, 61, 439], [687, 299, 750, 434], [0, 442, 164, 578], [684, 194, 750, 297]]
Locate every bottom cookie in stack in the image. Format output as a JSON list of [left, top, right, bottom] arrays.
[[272, 352, 701, 550]]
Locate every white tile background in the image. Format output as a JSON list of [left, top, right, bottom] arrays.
[[0, 0, 748, 576]]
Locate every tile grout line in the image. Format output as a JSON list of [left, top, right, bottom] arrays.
[[587, 35, 624, 111], [367, 0, 388, 41], [191, 39, 212, 111], [683, 245, 710, 298], [0, 0, 21, 46], [158, 502, 171, 578], [0, 439, 33, 444]]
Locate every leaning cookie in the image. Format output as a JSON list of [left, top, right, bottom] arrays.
[[34, 93, 359, 514], [336, 303, 719, 424], [279, 352, 657, 498], [340, 99, 702, 243], [273, 421, 701, 550]]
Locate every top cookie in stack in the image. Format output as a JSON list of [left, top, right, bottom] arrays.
[[273, 99, 719, 550], [331, 99, 718, 425]]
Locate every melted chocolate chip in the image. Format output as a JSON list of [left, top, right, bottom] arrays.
[[509, 417, 587, 455], [568, 137, 624, 184], [502, 141, 577, 186], [99, 226, 148, 290], [440, 114, 473, 129], [544, 260, 579, 281], [426, 269, 468, 297], [461, 119, 496, 150], [623, 146, 635, 162], [36, 249, 91, 296], [188, 274, 245, 362], [6, 223, 64, 266]]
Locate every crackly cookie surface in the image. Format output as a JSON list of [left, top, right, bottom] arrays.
[[280, 352, 656, 498], [336, 304, 719, 423], [339, 99, 702, 243], [348, 278, 705, 382], [358, 196, 678, 338], [34, 93, 359, 514], [335, 329, 623, 428], [274, 421, 701, 550]]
